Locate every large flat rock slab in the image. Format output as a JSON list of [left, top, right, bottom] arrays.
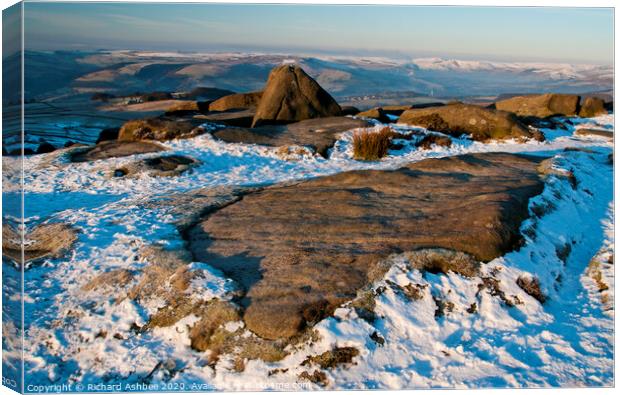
[[69, 141, 167, 162], [211, 116, 370, 157], [3, 223, 78, 266], [187, 153, 544, 340]]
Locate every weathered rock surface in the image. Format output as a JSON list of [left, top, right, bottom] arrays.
[[574, 128, 614, 139], [495, 93, 580, 118], [415, 133, 452, 149], [3, 223, 78, 265], [118, 118, 204, 142], [252, 65, 342, 127], [212, 116, 370, 157], [578, 97, 607, 118], [340, 106, 360, 116], [96, 127, 120, 143], [187, 153, 544, 340], [165, 100, 210, 115], [36, 142, 56, 154], [209, 91, 263, 112], [113, 155, 199, 178], [69, 141, 166, 162], [398, 103, 541, 141], [197, 109, 256, 128]]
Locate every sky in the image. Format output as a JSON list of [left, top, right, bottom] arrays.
[[19, 2, 614, 64]]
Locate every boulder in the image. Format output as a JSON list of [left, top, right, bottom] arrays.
[[118, 118, 204, 142], [187, 152, 544, 339], [209, 91, 263, 112], [574, 128, 613, 139], [3, 222, 78, 265], [113, 155, 199, 178], [495, 93, 580, 118], [578, 97, 607, 118], [69, 141, 166, 162], [96, 127, 120, 143], [356, 108, 390, 123], [252, 65, 342, 127], [340, 106, 360, 116], [212, 116, 371, 157], [36, 142, 56, 154], [382, 105, 414, 115], [398, 103, 541, 141], [416, 133, 452, 149]]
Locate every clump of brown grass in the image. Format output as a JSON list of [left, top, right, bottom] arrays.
[[516, 276, 546, 304], [587, 260, 609, 293], [301, 347, 360, 369], [405, 248, 480, 278], [298, 370, 329, 386], [352, 127, 396, 161]]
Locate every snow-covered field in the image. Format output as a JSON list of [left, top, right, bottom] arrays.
[[1, 114, 614, 390]]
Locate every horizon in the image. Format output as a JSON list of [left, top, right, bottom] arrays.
[[19, 2, 615, 66]]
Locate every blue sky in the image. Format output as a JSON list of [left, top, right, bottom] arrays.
[[22, 2, 614, 64]]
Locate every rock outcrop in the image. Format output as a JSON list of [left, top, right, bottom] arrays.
[[398, 103, 541, 141], [574, 128, 613, 139], [209, 91, 263, 112], [251, 65, 342, 127], [3, 223, 78, 265], [212, 116, 370, 157], [69, 141, 166, 162], [164, 100, 210, 115], [187, 152, 544, 340], [96, 127, 120, 143], [113, 155, 199, 178], [118, 118, 204, 142], [356, 108, 390, 123], [197, 109, 256, 128], [579, 97, 607, 118], [494, 93, 580, 118]]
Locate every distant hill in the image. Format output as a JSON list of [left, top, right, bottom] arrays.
[[17, 50, 613, 103]]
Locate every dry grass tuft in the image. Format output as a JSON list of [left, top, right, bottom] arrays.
[[301, 346, 360, 369], [516, 276, 546, 304], [298, 370, 329, 386], [587, 260, 609, 293], [189, 300, 241, 352], [401, 283, 428, 301], [81, 269, 134, 293], [405, 248, 480, 277], [352, 127, 401, 161]]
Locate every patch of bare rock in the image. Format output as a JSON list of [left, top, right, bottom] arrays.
[[2, 222, 78, 265], [212, 117, 371, 157], [186, 152, 545, 340], [574, 128, 614, 139], [118, 117, 205, 142], [69, 140, 166, 162]]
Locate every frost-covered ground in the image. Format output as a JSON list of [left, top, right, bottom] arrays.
[[1, 114, 614, 391]]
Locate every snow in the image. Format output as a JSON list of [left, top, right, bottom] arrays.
[[411, 57, 612, 81], [2, 113, 614, 390]]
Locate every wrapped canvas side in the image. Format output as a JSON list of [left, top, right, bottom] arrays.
[[2, 2, 24, 394]]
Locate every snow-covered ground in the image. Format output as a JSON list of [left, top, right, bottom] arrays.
[[1, 114, 614, 390]]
